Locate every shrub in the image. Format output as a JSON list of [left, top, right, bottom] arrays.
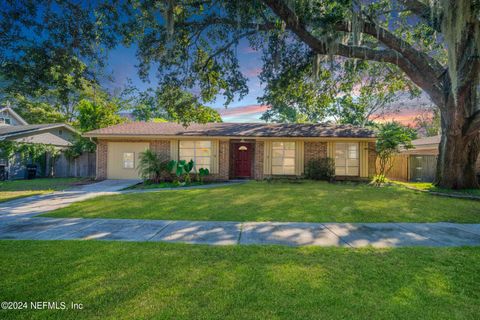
[[196, 167, 210, 183], [305, 158, 335, 181], [138, 149, 170, 183], [167, 159, 195, 184]]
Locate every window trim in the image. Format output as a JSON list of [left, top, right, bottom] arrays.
[[123, 152, 135, 169], [0, 117, 10, 125], [178, 140, 212, 171], [334, 142, 360, 176], [271, 141, 296, 176]]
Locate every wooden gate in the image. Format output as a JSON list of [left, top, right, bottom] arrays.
[[409, 155, 437, 182]]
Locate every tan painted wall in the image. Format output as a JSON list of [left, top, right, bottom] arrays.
[[107, 142, 149, 179]]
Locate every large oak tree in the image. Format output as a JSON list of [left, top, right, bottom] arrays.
[[112, 0, 478, 188], [2, 0, 480, 188]]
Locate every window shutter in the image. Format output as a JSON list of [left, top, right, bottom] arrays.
[[211, 140, 219, 174], [327, 141, 335, 158], [295, 140, 304, 175], [170, 139, 178, 161], [263, 141, 272, 175], [359, 141, 369, 178]]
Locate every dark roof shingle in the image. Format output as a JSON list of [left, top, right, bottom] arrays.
[[84, 122, 376, 138], [0, 124, 77, 138]]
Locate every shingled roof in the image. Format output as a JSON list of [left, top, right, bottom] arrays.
[[84, 122, 376, 138], [0, 124, 77, 139]]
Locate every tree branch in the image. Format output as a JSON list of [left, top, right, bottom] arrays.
[[178, 16, 275, 32], [262, 0, 446, 107], [200, 31, 256, 71], [397, 0, 442, 32]]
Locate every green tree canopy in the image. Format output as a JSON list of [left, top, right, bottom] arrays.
[[76, 99, 126, 132], [376, 121, 417, 177]]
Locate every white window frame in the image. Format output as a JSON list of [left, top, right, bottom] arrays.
[[0, 118, 10, 125], [123, 152, 135, 169], [271, 141, 296, 175], [334, 142, 359, 176], [179, 140, 212, 171]]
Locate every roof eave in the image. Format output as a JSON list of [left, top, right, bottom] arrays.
[[83, 133, 376, 140], [0, 123, 79, 139]]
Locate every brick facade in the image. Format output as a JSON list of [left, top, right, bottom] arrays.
[[304, 141, 328, 168], [254, 141, 264, 180], [150, 140, 170, 162], [368, 142, 377, 177], [216, 140, 230, 180], [96, 139, 108, 180]]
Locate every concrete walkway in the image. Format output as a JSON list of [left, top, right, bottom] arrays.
[[1, 179, 480, 247], [1, 217, 480, 247]]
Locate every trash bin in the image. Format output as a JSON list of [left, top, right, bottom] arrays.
[[26, 164, 37, 180], [0, 165, 6, 181]]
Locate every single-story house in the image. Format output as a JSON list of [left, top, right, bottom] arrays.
[[0, 106, 80, 179], [385, 135, 480, 182], [84, 122, 377, 181]]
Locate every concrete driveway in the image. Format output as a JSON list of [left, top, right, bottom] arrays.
[[0, 179, 140, 219]]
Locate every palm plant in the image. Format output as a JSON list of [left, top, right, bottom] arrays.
[[137, 149, 168, 183]]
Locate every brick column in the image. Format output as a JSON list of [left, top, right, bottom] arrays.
[[254, 141, 264, 180], [304, 142, 328, 171], [150, 140, 170, 162], [217, 140, 230, 180], [96, 139, 108, 180]]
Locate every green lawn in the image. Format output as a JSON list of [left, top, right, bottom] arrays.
[[0, 241, 479, 319], [0, 178, 90, 203], [44, 180, 480, 223], [395, 181, 480, 197]]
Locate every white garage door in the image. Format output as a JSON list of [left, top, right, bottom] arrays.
[[107, 142, 150, 179]]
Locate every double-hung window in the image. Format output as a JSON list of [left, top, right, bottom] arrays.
[[271, 142, 296, 175], [179, 141, 211, 171], [123, 152, 135, 169], [334, 142, 359, 176]]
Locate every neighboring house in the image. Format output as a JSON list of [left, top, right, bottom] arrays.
[[385, 135, 480, 182], [0, 106, 79, 179], [84, 122, 377, 180]]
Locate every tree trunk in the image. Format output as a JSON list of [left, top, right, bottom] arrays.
[[435, 99, 480, 189]]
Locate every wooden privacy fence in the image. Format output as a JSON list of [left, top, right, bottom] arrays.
[[376, 154, 409, 181], [376, 154, 438, 182], [53, 152, 96, 178]]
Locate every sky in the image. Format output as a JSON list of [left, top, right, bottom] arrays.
[[105, 39, 429, 125]]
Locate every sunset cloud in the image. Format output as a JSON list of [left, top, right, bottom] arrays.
[[217, 104, 269, 116]]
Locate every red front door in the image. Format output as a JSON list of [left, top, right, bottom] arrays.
[[234, 143, 253, 178]]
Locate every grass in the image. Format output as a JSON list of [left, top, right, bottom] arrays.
[[0, 240, 479, 319], [0, 178, 90, 203], [44, 180, 480, 223], [395, 181, 480, 197]]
